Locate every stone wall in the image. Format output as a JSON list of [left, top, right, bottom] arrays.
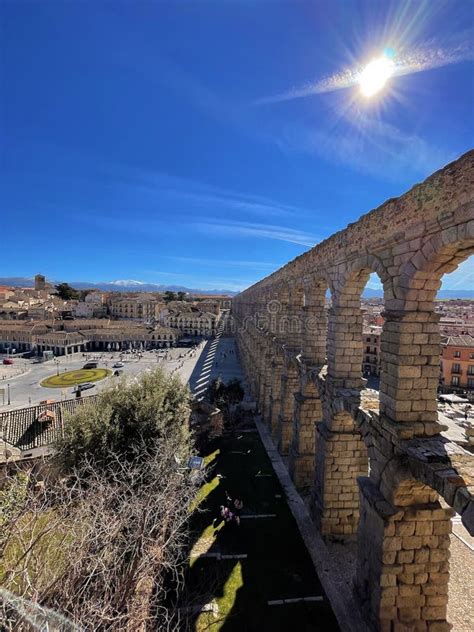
[[232, 150, 474, 630]]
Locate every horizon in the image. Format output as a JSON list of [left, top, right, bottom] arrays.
[[1, 1, 473, 292]]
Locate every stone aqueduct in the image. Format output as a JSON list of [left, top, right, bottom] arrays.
[[232, 150, 474, 631]]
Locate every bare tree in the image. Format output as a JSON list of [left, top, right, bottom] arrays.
[[1, 442, 203, 631], [1, 369, 203, 631]]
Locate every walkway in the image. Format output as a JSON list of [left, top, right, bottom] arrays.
[[189, 328, 244, 400], [183, 335, 339, 631], [183, 423, 340, 631]]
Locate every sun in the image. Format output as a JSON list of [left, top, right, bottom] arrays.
[[358, 55, 395, 97]]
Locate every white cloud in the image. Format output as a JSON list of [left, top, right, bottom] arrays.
[[109, 165, 314, 219], [255, 34, 474, 105], [440, 258, 474, 289], [194, 220, 317, 247], [165, 256, 283, 271], [277, 112, 455, 181]]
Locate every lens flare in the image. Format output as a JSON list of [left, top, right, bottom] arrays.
[[358, 55, 395, 97]]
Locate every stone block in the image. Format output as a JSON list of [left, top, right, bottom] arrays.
[[396, 522, 416, 536], [415, 522, 434, 536], [397, 595, 426, 609], [414, 548, 430, 563], [427, 622, 451, 632], [399, 606, 422, 622], [421, 606, 447, 621], [414, 573, 429, 585], [398, 550, 415, 564]]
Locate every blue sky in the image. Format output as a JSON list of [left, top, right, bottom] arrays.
[[1, 1, 473, 292]]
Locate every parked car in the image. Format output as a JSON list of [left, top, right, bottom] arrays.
[[2, 358, 14, 365], [113, 362, 124, 368]]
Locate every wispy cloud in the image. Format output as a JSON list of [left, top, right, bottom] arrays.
[[276, 111, 455, 181], [397, 36, 474, 77], [440, 259, 474, 289], [255, 34, 474, 105], [193, 220, 317, 247], [105, 164, 314, 219], [165, 256, 283, 270]]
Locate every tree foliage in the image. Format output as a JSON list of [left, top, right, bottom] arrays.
[[163, 290, 177, 303], [208, 377, 244, 410], [54, 283, 81, 301], [55, 368, 191, 472], [1, 368, 200, 631]]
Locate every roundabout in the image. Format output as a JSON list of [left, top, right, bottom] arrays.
[[40, 368, 112, 389]]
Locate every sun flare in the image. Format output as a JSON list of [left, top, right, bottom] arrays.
[[358, 55, 395, 97]]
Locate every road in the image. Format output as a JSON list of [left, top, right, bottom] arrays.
[[0, 345, 207, 410], [0, 335, 245, 411]]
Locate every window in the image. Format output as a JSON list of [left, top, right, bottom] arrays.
[[451, 376, 460, 387], [452, 363, 461, 374], [366, 337, 371, 342], [454, 350, 461, 358], [468, 366, 474, 376], [468, 378, 474, 389], [366, 346, 371, 353], [470, 353, 474, 360]]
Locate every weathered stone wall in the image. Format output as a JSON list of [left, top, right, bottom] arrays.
[[232, 150, 474, 631]]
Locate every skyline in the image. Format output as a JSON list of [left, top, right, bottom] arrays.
[[1, 1, 473, 292]]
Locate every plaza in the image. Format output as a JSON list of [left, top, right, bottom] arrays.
[[0, 330, 242, 411]]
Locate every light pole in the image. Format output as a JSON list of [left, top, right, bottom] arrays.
[[7, 382, 10, 406]]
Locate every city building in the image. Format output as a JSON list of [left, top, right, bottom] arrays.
[[108, 296, 166, 320], [362, 325, 382, 376], [163, 309, 218, 337], [0, 319, 178, 355], [440, 334, 474, 392]]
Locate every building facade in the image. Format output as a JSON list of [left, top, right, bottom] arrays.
[[362, 326, 382, 376], [440, 334, 474, 391]]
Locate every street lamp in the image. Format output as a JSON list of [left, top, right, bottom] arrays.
[[7, 382, 10, 406]]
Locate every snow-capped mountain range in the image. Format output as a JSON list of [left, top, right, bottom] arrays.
[[0, 277, 238, 295]]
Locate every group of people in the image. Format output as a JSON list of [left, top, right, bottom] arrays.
[[214, 491, 244, 527], [215, 347, 234, 368]]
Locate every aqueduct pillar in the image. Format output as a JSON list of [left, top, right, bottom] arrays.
[[232, 150, 474, 631]]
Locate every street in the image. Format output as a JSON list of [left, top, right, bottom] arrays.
[[0, 344, 207, 410]]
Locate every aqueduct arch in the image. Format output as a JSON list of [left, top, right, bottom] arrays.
[[232, 150, 474, 630]]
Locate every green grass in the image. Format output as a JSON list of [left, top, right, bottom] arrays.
[[41, 367, 111, 388], [185, 431, 340, 632], [0, 510, 76, 596]]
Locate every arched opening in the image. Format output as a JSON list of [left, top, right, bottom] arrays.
[[328, 255, 390, 391], [312, 259, 388, 540], [431, 249, 474, 628], [378, 224, 474, 438], [361, 272, 385, 391]]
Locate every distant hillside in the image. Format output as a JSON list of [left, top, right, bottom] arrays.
[[0, 277, 237, 296], [1, 277, 471, 300]]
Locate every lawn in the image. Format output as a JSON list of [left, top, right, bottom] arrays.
[[40, 367, 111, 388], [183, 428, 340, 632]]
